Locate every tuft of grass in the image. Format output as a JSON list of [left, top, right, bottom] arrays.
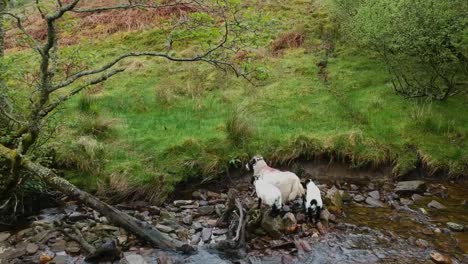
[[55, 136, 105, 173], [225, 107, 255, 147]]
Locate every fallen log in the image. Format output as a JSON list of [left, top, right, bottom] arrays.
[[22, 158, 195, 253]]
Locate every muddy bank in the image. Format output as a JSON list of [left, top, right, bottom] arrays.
[[0, 172, 467, 264]]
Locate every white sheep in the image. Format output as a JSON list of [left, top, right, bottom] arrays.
[[251, 176, 282, 216], [246, 155, 305, 202], [303, 179, 323, 223]]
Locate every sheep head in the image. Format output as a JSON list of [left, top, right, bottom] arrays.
[[245, 155, 267, 172]]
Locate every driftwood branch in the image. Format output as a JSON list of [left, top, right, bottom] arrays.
[[57, 223, 96, 254], [0, 146, 195, 253]]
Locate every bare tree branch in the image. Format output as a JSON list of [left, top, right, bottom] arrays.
[[42, 68, 125, 117], [0, 12, 42, 53], [72, 0, 197, 13]]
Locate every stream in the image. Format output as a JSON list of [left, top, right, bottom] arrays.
[[0, 174, 466, 264]]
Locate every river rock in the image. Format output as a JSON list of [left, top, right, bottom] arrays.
[[207, 191, 220, 199], [52, 255, 68, 264], [117, 235, 128, 245], [66, 241, 81, 254], [0, 232, 11, 242], [368, 191, 380, 200], [157, 251, 173, 264], [192, 222, 203, 231], [215, 204, 225, 216], [68, 212, 88, 222], [420, 208, 428, 215], [350, 184, 359, 191], [212, 228, 228, 236], [395, 181, 426, 194], [202, 228, 212, 242], [50, 239, 66, 252], [446, 222, 464, 232], [192, 190, 207, 200], [326, 186, 343, 213], [415, 239, 429, 249], [353, 194, 365, 203], [26, 243, 39, 254], [124, 254, 147, 264], [260, 211, 283, 238], [400, 198, 413, 206], [320, 208, 331, 222], [428, 200, 446, 209], [182, 215, 193, 225], [197, 206, 215, 215], [430, 251, 453, 264], [191, 232, 201, 245], [411, 194, 424, 201], [366, 197, 385, 207], [173, 200, 193, 206], [156, 224, 174, 233]]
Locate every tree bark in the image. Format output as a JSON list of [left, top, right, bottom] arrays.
[[19, 156, 194, 253]]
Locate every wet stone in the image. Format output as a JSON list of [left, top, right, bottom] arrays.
[[400, 198, 413, 206], [395, 181, 426, 194], [68, 212, 87, 222], [198, 201, 209, 206], [411, 194, 424, 201], [182, 215, 193, 225], [26, 243, 39, 254], [192, 222, 203, 231], [124, 254, 148, 264], [202, 228, 212, 242], [350, 184, 359, 191], [50, 239, 66, 252], [191, 232, 201, 245], [365, 197, 385, 207], [173, 200, 193, 206], [156, 224, 174, 233], [446, 222, 464, 232], [66, 241, 80, 254], [212, 229, 228, 236], [353, 194, 365, 203], [0, 232, 11, 242], [368, 191, 380, 200], [215, 204, 226, 216], [430, 251, 452, 264], [428, 200, 446, 210], [51, 255, 67, 264], [415, 238, 429, 249]]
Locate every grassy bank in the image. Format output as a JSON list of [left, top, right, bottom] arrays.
[[5, 0, 467, 204]]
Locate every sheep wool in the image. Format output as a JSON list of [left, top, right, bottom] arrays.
[[253, 178, 282, 211], [246, 155, 305, 202], [304, 179, 323, 222]]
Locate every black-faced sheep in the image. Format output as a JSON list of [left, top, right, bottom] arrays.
[[251, 176, 282, 216]]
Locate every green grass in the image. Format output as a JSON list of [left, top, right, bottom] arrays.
[[4, 0, 467, 204]]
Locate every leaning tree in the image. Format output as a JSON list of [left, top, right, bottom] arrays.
[[0, 0, 247, 252]]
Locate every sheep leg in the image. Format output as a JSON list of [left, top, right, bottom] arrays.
[[257, 198, 262, 209]]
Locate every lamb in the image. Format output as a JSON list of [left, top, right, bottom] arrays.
[[251, 176, 282, 216], [246, 155, 305, 202], [303, 179, 323, 223]]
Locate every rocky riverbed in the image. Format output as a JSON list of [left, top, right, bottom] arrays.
[[0, 178, 466, 264]]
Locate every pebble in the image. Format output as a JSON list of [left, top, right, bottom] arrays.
[[157, 251, 173, 264], [368, 190, 380, 200], [400, 198, 413, 206], [68, 212, 88, 222], [26, 243, 39, 254], [353, 194, 365, 203], [52, 255, 68, 264], [212, 229, 229, 236], [191, 233, 201, 245], [428, 200, 446, 209], [215, 204, 225, 216], [202, 228, 212, 242], [395, 181, 426, 194], [198, 206, 215, 215], [65, 241, 81, 254], [182, 215, 193, 225], [419, 208, 428, 215], [430, 251, 453, 264], [365, 197, 385, 207], [415, 238, 429, 249], [125, 254, 148, 264], [156, 224, 174, 233], [411, 194, 424, 201], [350, 184, 359, 191], [446, 222, 464, 232], [49, 239, 66, 252], [192, 222, 203, 231], [0, 232, 11, 242], [173, 200, 193, 206]]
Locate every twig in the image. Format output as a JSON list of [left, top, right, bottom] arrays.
[[58, 224, 96, 254], [233, 199, 243, 242]]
